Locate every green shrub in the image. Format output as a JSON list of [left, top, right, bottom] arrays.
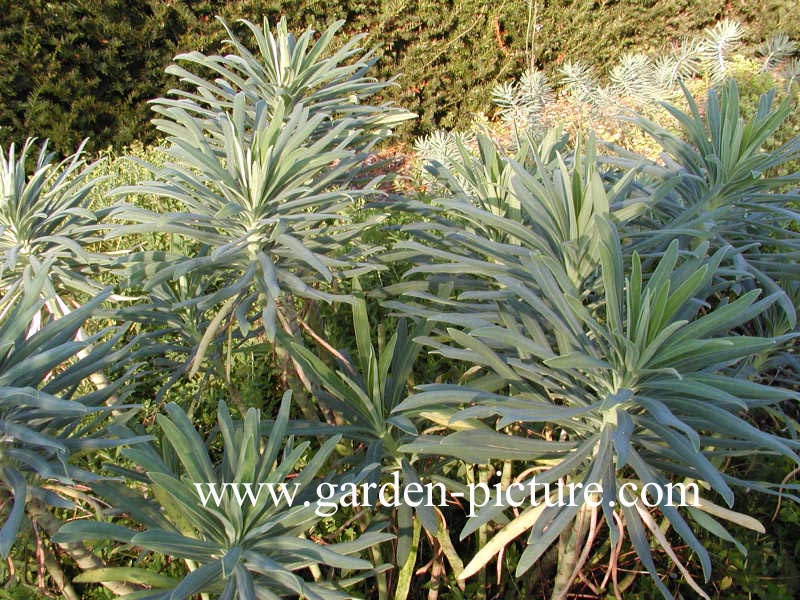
[[0, 0, 197, 153]]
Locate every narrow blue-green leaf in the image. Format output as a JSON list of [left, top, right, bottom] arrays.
[[0, 467, 26, 557]]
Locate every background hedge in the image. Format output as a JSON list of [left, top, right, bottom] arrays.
[[1, 0, 798, 153]]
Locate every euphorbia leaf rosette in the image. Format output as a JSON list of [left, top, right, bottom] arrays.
[[0, 138, 108, 310], [391, 219, 800, 599], [57, 391, 392, 600]]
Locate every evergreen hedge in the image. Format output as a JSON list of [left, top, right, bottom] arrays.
[[1, 0, 798, 153]]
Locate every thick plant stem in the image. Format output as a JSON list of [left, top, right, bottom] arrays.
[[427, 549, 443, 600], [276, 301, 320, 420], [27, 499, 141, 597], [550, 503, 589, 600]]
